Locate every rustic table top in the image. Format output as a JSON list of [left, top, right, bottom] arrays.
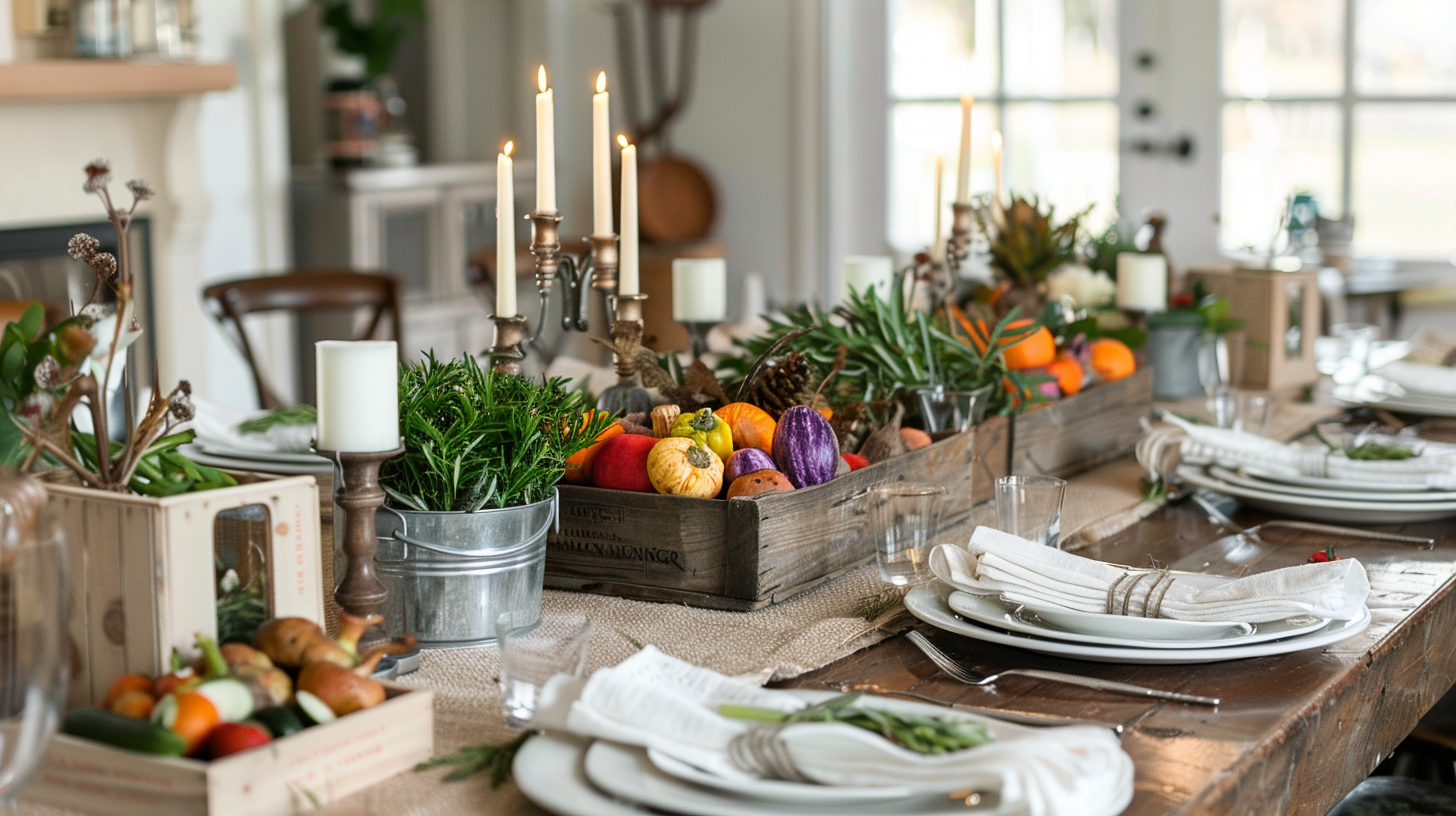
[[778, 496, 1456, 816]]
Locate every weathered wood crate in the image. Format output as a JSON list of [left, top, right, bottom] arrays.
[[544, 415, 1009, 611], [43, 474, 325, 709], [1009, 368, 1153, 478], [24, 683, 432, 816]]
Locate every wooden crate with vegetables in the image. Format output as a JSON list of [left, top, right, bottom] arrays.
[[26, 615, 430, 816]]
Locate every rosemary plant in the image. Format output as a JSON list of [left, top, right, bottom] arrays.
[[381, 354, 614, 512]]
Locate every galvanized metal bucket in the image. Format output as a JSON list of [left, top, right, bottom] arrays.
[[374, 491, 557, 648]]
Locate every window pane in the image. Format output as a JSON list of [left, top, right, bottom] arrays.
[[1003, 0, 1117, 97], [888, 102, 1001, 253], [1222, 0, 1345, 97], [1221, 101, 1342, 252], [1352, 105, 1456, 258], [1001, 102, 1119, 231], [890, 0, 998, 99], [1354, 0, 1456, 95]]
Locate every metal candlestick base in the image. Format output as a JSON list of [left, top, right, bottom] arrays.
[[679, 321, 720, 358], [487, 313, 529, 375], [945, 202, 975, 282], [317, 445, 404, 654], [528, 208, 620, 337], [596, 293, 653, 416]]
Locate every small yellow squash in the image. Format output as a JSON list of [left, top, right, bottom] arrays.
[[647, 437, 724, 498]]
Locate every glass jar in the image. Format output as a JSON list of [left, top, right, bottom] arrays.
[[75, 0, 132, 58]]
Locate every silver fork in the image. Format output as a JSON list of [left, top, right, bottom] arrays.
[[1192, 493, 1435, 547], [905, 630, 1221, 706]]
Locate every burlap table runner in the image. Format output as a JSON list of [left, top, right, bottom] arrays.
[[20, 400, 1340, 816]]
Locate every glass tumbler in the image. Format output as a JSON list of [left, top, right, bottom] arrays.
[[496, 611, 590, 729], [995, 476, 1067, 548], [0, 469, 68, 805], [867, 485, 946, 586], [915, 386, 986, 434], [1236, 391, 1277, 436]]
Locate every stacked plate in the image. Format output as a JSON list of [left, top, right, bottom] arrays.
[[1335, 363, 1456, 418], [512, 690, 1127, 816], [1176, 462, 1456, 523], [904, 581, 1371, 666], [182, 442, 332, 475]]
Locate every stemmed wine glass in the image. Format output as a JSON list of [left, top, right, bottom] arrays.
[[0, 469, 69, 805]]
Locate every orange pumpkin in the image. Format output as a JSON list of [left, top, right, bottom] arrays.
[[726, 469, 796, 499], [1089, 339, 1136, 382], [900, 427, 932, 450], [716, 402, 777, 454], [1045, 356, 1084, 396], [563, 417, 625, 485]]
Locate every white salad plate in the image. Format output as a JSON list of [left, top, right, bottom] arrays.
[[906, 583, 1371, 665], [947, 592, 1330, 650], [1177, 465, 1456, 524], [181, 445, 334, 475], [196, 442, 327, 465], [1333, 384, 1456, 418], [1209, 465, 1456, 502]]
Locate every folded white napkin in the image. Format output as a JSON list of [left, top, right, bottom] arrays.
[[1376, 360, 1456, 400], [930, 527, 1370, 623], [1165, 414, 1456, 490], [533, 646, 1133, 816], [190, 395, 315, 454]]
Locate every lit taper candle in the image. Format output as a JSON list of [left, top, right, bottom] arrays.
[[932, 154, 945, 259], [955, 94, 973, 204], [316, 340, 398, 452], [497, 140, 516, 316], [991, 130, 1005, 203], [535, 65, 556, 212], [618, 134, 639, 296], [592, 72, 612, 236]]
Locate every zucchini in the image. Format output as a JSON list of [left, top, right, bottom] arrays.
[[251, 706, 304, 738], [293, 691, 336, 726], [64, 708, 187, 756], [195, 679, 254, 722]]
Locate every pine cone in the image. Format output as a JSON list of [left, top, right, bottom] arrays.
[[750, 353, 818, 419]]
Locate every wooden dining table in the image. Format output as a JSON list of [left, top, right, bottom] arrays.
[[776, 495, 1456, 816]]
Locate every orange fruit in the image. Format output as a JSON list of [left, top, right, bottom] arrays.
[[1045, 356, 1084, 396], [1089, 339, 1136, 382], [564, 413, 624, 485], [1002, 326, 1056, 370]]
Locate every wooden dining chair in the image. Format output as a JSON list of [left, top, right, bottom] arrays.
[[202, 269, 403, 409]]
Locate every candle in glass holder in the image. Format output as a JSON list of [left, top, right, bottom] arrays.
[[316, 340, 398, 452], [841, 256, 894, 302], [496, 140, 516, 316], [672, 258, 727, 322], [535, 65, 555, 212], [1116, 252, 1169, 312], [618, 135, 639, 296]]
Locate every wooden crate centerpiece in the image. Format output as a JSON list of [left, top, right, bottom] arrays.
[[1008, 367, 1153, 478], [43, 473, 325, 709], [24, 683, 431, 816]]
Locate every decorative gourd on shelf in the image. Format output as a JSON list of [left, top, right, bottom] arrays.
[[726, 470, 795, 499], [771, 406, 838, 489], [650, 405, 681, 438], [669, 408, 734, 463], [715, 402, 777, 454], [647, 438, 724, 498], [723, 448, 775, 485]]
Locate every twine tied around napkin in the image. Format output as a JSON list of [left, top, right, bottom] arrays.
[[1104, 568, 1175, 617]]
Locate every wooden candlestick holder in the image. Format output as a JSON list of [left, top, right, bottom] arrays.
[[487, 313, 529, 375], [317, 445, 403, 652]]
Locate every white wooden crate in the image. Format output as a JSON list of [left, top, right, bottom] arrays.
[[25, 684, 432, 816], [44, 474, 324, 709]]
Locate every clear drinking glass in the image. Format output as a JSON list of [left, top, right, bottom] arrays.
[[915, 386, 983, 434], [867, 485, 946, 586], [1212, 385, 1240, 430], [0, 470, 68, 805], [995, 476, 1067, 549], [496, 611, 590, 729], [1236, 391, 1277, 436]]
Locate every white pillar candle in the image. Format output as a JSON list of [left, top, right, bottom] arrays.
[[618, 135, 639, 296], [592, 72, 612, 236], [316, 340, 398, 452], [496, 141, 517, 316], [931, 154, 945, 259], [955, 94, 973, 204], [841, 256, 895, 303], [672, 258, 728, 322], [742, 272, 767, 322], [1116, 252, 1169, 312], [535, 65, 556, 212], [991, 130, 1005, 202]]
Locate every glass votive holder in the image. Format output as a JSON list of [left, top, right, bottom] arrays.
[[496, 611, 591, 729], [867, 484, 946, 586], [994, 475, 1067, 549], [916, 386, 982, 434]]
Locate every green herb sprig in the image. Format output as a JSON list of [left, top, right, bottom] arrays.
[[238, 404, 317, 435], [720, 692, 993, 756], [417, 731, 535, 785], [382, 354, 614, 512], [1313, 425, 1422, 461]]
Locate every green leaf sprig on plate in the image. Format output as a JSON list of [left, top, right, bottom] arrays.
[[720, 692, 993, 756]]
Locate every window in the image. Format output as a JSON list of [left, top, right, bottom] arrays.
[[887, 0, 1119, 255], [1221, 0, 1456, 259]]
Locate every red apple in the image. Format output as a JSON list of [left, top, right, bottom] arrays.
[[207, 722, 272, 759], [590, 433, 658, 492]]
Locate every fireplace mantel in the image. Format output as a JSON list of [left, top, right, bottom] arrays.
[[0, 61, 236, 102]]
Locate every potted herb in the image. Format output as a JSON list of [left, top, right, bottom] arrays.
[[1146, 282, 1246, 399], [373, 354, 611, 646]]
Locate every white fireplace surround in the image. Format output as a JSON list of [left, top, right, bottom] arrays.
[[0, 0, 293, 408]]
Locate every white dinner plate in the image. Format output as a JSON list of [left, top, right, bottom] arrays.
[[646, 749, 917, 805], [1333, 384, 1456, 418], [514, 733, 649, 816], [197, 442, 327, 465], [1177, 465, 1456, 524], [906, 583, 1371, 665], [947, 592, 1329, 650], [1216, 465, 1456, 499], [182, 445, 334, 475]]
